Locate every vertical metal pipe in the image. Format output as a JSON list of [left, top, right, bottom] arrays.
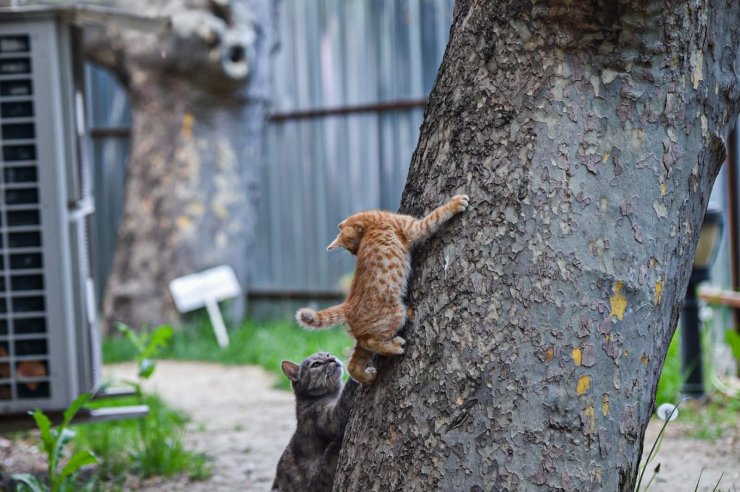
[[680, 278, 705, 398]]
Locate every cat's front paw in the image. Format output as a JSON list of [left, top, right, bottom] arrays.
[[450, 194, 470, 213], [392, 336, 406, 355]]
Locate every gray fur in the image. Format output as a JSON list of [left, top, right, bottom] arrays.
[[272, 352, 358, 492]]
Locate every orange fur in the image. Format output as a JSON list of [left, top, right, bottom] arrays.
[[296, 195, 470, 384]]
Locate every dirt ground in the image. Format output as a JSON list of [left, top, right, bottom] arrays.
[[641, 415, 739, 491], [2, 361, 738, 490]]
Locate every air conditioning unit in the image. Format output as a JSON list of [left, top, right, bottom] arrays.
[[0, 8, 100, 415]]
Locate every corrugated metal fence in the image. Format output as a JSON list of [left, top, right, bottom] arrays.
[[86, 0, 454, 314]]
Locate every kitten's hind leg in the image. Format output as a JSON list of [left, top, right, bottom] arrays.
[[348, 344, 377, 384], [358, 335, 406, 356], [358, 306, 409, 356]]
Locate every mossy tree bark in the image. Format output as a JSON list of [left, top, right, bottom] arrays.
[[84, 0, 276, 329], [335, 0, 739, 490]]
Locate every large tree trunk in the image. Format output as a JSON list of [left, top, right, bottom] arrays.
[[335, 1, 739, 490], [83, 0, 276, 328]]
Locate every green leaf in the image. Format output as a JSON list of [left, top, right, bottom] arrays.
[[11, 473, 46, 492], [122, 379, 142, 391], [30, 409, 53, 455], [50, 428, 76, 477], [724, 330, 740, 361], [138, 359, 156, 380], [151, 325, 174, 346], [141, 325, 174, 359], [62, 392, 92, 428], [58, 450, 97, 483], [117, 323, 144, 352]]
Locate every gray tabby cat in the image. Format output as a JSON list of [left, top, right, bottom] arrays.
[[272, 352, 358, 492]]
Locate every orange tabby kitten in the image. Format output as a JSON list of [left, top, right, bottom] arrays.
[[297, 195, 470, 384]]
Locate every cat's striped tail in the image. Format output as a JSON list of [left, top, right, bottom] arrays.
[[296, 305, 346, 330]]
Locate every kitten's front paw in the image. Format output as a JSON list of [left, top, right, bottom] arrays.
[[363, 367, 377, 384], [349, 365, 376, 385], [450, 194, 470, 213], [392, 336, 406, 355]]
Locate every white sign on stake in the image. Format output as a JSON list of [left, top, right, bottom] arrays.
[[169, 265, 241, 348]]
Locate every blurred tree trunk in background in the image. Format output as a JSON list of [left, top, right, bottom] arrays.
[[84, 0, 276, 330], [335, 0, 739, 490]]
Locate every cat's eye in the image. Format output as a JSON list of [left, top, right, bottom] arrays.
[[310, 361, 321, 368]]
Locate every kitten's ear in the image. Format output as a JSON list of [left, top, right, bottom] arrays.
[[281, 361, 300, 382]]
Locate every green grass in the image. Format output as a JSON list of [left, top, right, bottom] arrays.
[[74, 393, 210, 487], [681, 394, 740, 440], [655, 326, 739, 440], [103, 318, 353, 390], [655, 330, 682, 407]]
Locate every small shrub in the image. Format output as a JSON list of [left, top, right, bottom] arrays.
[[75, 323, 210, 486], [12, 393, 97, 492], [76, 394, 209, 483]]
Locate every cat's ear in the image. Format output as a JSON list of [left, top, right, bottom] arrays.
[[281, 361, 300, 382]]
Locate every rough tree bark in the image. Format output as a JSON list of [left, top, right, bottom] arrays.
[[335, 1, 739, 490], [83, 0, 276, 329]]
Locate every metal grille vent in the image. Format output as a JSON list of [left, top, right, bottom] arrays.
[[0, 33, 50, 403]]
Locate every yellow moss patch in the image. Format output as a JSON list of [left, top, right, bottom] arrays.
[[654, 280, 663, 305], [571, 347, 583, 366], [176, 215, 192, 231], [640, 352, 649, 368], [577, 375, 591, 395], [609, 281, 627, 320], [660, 183, 667, 196], [181, 113, 195, 139], [544, 346, 554, 362]]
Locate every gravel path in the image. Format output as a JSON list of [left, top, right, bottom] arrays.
[[641, 416, 739, 491]]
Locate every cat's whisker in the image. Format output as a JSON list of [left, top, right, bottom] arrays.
[[327, 250, 345, 261]]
